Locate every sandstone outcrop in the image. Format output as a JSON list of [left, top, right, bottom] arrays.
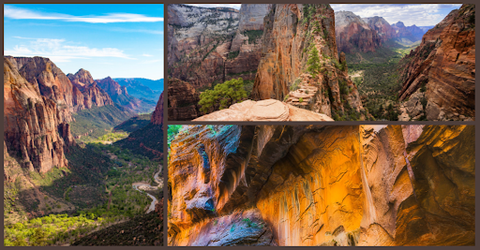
[[252, 4, 365, 120], [151, 92, 164, 125], [168, 125, 474, 246], [193, 99, 334, 121], [362, 16, 396, 42], [67, 69, 114, 110], [398, 4, 475, 121], [335, 11, 382, 53], [168, 4, 271, 91], [96, 76, 153, 113], [167, 78, 204, 121], [4, 56, 72, 173]]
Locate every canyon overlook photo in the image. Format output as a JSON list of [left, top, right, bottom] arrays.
[[4, 4, 164, 246], [167, 4, 475, 121], [167, 125, 475, 246]]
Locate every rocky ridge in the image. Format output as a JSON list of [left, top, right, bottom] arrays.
[[96, 77, 154, 113], [252, 4, 365, 120], [335, 11, 382, 53], [398, 4, 475, 121]]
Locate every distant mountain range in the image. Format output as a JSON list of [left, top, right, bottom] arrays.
[[114, 78, 163, 103]]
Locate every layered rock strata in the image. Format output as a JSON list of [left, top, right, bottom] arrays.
[[335, 11, 382, 53], [4, 56, 73, 173], [168, 125, 474, 246], [398, 4, 475, 121], [252, 4, 365, 119], [193, 99, 334, 121]]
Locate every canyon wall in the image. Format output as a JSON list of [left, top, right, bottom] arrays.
[[4, 56, 73, 173], [398, 4, 475, 121], [335, 11, 382, 53], [167, 78, 204, 121], [96, 76, 153, 113], [168, 125, 474, 246], [168, 4, 270, 90], [252, 4, 365, 120], [67, 69, 114, 110]]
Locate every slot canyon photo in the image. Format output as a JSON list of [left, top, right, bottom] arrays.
[[167, 124, 475, 246]]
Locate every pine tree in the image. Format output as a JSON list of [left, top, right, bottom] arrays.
[[307, 46, 321, 78]]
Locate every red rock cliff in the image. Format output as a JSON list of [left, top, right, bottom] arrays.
[[252, 4, 365, 120], [335, 11, 382, 53], [67, 69, 114, 110], [398, 4, 475, 121], [151, 92, 164, 125], [168, 125, 474, 246], [168, 4, 270, 90], [4, 56, 73, 173]]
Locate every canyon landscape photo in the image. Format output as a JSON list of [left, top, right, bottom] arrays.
[[167, 4, 475, 121], [167, 124, 475, 246], [4, 4, 164, 246]]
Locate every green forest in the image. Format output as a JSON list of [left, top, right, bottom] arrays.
[[5, 113, 163, 246]]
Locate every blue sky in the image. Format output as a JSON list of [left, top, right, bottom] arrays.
[[331, 4, 462, 26], [4, 4, 164, 80], [187, 4, 461, 27]]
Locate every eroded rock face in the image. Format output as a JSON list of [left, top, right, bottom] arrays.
[[167, 78, 204, 121], [398, 4, 475, 121], [168, 125, 474, 246], [4, 57, 71, 173], [7, 56, 75, 122], [363, 16, 396, 42], [335, 11, 382, 53], [67, 69, 114, 110], [252, 4, 364, 119], [151, 92, 164, 125], [96, 76, 153, 113], [193, 99, 334, 121], [168, 4, 271, 92]]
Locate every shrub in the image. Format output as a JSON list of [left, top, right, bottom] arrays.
[[198, 78, 248, 113]]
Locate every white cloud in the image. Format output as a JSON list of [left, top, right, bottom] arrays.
[[142, 53, 153, 57], [331, 4, 462, 26], [186, 4, 241, 10], [4, 38, 135, 62], [4, 5, 164, 23]]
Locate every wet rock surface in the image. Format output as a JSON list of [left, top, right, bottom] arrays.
[[168, 125, 474, 246]]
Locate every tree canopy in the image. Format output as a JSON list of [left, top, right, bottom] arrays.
[[199, 78, 248, 113]]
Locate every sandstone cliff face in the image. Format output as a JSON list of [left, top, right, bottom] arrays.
[[4, 57, 72, 173], [252, 4, 364, 120], [67, 69, 114, 110], [335, 11, 382, 53], [95, 76, 154, 113], [151, 92, 164, 125], [398, 4, 475, 121], [168, 4, 270, 90], [167, 78, 204, 121], [6, 56, 75, 123], [363, 16, 397, 42], [168, 125, 474, 246]]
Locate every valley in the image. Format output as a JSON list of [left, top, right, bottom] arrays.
[[3, 56, 164, 246], [168, 4, 475, 121]]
